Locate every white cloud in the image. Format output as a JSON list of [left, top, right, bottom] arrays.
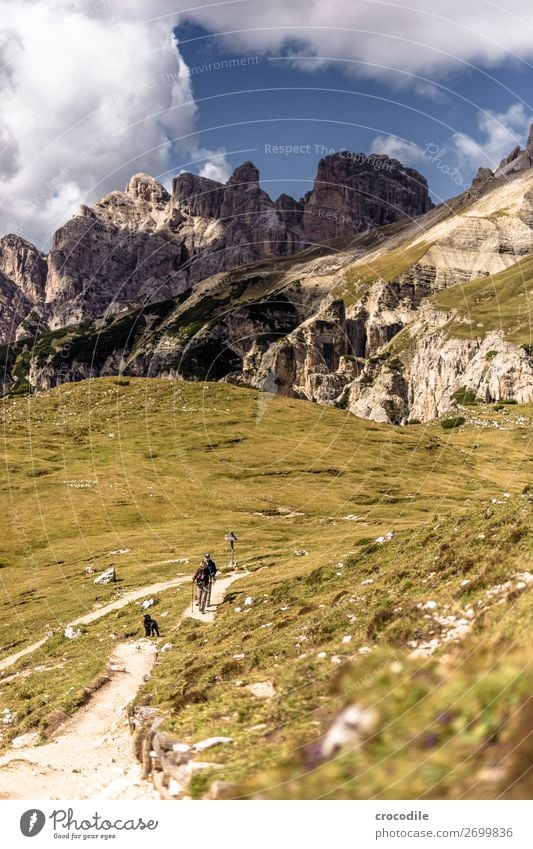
[[0, 1, 198, 247], [370, 135, 425, 165], [172, 145, 233, 186], [452, 103, 532, 169], [4, 1, 533, 247], [183, 0, 533, 82], [199, 154, 232, 184]]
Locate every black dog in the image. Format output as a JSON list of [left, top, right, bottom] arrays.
[[143, 614, 160, 637]]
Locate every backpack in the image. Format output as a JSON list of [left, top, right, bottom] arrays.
[[196, 566, 209, 586]]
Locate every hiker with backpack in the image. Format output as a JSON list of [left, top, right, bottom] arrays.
[[193, 560, 210, 614], [204, 553, 217, 606]]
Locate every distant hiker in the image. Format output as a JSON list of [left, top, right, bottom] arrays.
[[204, 553, 217, 605], [193, 562, 210, 614], [143, 614, 160, 637]]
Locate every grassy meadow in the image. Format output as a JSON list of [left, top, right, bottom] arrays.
[[0, 377, 531, 796]]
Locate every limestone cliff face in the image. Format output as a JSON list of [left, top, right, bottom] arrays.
[[0, 235, 47, 304], [302, 153, 433, 242], [0, 151, 433, 341], [45, 205, 189, 330], [2, 134, 533, 423], [0, 271, 33, 344], [342, 306, 533, 424]]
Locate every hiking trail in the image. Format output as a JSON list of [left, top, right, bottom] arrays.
[[0, 571, 194, 674], [0, 573, 242, 799]]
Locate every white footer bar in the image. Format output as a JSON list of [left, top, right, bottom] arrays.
[[3, 799, 532, 848]]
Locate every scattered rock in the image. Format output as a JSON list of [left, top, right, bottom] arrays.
[[11, 731, 40, 749], [375, 532, 394, 544], [246, 681, 275, 700], [159, 643, 173, 653], [244, 596, 254, 606], [141, 598, 155, 609], [172, 742, 191, 754], [64, 626, 82, 640], [321, 704, 378, 757], [94, 567, 116, 585], [293, 550, 308, 557], [194, 736, 233, 752]]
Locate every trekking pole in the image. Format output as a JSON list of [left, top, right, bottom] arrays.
[[191, 581, 194, 613]]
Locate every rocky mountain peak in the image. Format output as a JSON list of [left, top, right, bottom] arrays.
[[126, 173, 170, 206], [172, 171, 224, 218], [0, 147, 434, 343], [227, 160, 261, 186], [302, 150, 433, 242], [0, 233, 47, 304], [494, 122, 533, 177]]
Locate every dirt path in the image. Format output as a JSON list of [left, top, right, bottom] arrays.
[[186, 572, 246, 623], [0, 572, 244, 800], [0, 573, 191, 674]]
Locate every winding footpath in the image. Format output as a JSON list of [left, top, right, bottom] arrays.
[[0, 573, 242, 799], [0, 573, 194, 674]]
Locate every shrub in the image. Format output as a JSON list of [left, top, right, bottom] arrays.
[[441, 416, 466, 430], [10, 381, 32, 396], [386, 356, 404, 373], [452, 386, 479, 405]]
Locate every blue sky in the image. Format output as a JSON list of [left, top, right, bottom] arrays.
[[175, 19, 533, 206], [2, 1, 533, 245]]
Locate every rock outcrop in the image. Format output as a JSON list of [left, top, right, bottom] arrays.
[[0, 235, 47, 304], [0, 151, 433, 340], [0, 271, 33, 344], [302, 153, 433, 242], [2, 129, 533, 423], [494, 125, 533, 178]]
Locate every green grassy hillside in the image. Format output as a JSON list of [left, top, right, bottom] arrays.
[[0, 378, 531, 796], [432, 255, 533, 347], [140, 494, 532, 800]]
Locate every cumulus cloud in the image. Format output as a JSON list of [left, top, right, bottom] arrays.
[[370, 135, 425, 166], [199, 154, 232, 183], [183, 0, 533, 81], [4, 1, 533, 246], [0, 0, 197, 247], [452, 103, 532, 169]]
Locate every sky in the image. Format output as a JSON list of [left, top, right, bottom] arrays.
[[1, 0, 533, 247]]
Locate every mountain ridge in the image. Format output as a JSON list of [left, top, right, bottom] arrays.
[[2, 130, 533, 422], [0, 151, 432, 343]]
